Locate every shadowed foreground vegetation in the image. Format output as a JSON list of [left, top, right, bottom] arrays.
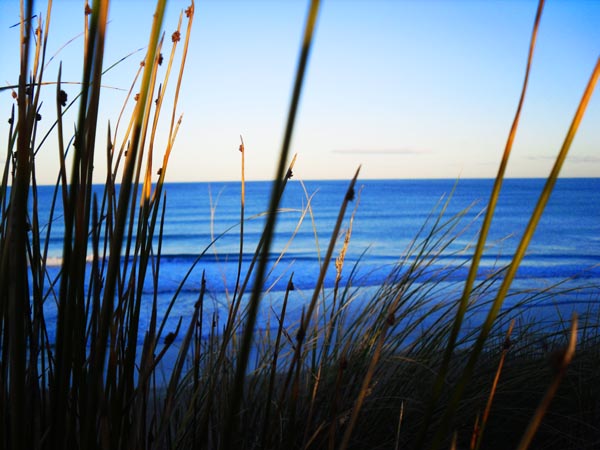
[[0, 0, 599, 449]]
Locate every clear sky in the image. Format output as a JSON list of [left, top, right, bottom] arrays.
[[1, 0, 599, 184]]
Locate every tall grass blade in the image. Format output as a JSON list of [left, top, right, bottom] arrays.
[[431, 55, 600, 449], [417, 2, 546, 445], [472, 320, 515, 450], [221, 2, 321, 447], [2, 1, 35, 448]]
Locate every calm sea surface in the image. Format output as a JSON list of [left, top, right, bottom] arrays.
[[37, 178, 600, 340]]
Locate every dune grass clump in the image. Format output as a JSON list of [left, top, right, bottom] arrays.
[[1, 0, 196, 448], [1, 0, 599, 449]]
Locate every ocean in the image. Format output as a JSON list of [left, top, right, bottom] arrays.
[[37, 178, 600, 342]]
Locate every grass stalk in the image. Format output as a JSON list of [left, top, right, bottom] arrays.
[[430, 55, 600, 449], [278, 168, 360, 405], [260, 274, 294, 448], [419, 3, 546, 440], [3, 1, 35, 447], [232, 136, 246, 307], [302, 185, 361, 447], [220, 3, 321, 446], [472, 320, 515, 450]]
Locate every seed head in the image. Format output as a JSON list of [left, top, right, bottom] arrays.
[[58, 90, 68, 107], [164, 332, 176, 346]]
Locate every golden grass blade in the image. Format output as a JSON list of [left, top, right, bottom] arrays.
[[468, 53, 600, 368], [432, 55, 600, 450], [395, 401, 405, 450], [232, 135, 246, 306], [337, 298, 386, 450], [100, 0, 166, 362], [419, 2, 546, 444], [169, 1, 194, 140], [84, 2, 166, 447], [473, 320, 515, 450]]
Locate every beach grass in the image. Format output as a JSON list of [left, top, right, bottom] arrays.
[[1, 0, 599, 449]]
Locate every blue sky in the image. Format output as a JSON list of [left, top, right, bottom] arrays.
[[1, 0, 599, 184]]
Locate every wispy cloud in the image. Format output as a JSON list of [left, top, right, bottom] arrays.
[[332, 148, 429, 155], [526, 155, 600, 164]]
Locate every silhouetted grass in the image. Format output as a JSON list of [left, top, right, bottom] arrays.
[[1, 1, 599, 449]]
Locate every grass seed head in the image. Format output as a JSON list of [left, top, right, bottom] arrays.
[[58, 90, 68, 106]]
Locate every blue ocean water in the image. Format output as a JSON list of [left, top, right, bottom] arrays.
[[36, 178, 600, 339]]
